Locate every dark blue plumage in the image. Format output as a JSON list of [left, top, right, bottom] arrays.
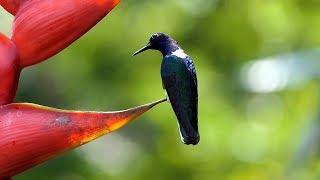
[[133, 33, 199, 145]]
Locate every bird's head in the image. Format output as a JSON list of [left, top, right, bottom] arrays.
[[133, 33, 179, 56]]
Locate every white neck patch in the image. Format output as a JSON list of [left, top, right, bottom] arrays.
[[171, 48, 187, 58]]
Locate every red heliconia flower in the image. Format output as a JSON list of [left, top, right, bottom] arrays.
[[0, 33, 20, 105], [0, 1, 166, 179]]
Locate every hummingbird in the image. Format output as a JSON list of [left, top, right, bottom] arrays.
[[133, 33, 199, 145]]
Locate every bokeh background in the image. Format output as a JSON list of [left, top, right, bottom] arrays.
[[2, 0, 320, 179]]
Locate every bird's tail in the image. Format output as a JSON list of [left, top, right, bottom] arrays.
[[177, 118, 200, 145]]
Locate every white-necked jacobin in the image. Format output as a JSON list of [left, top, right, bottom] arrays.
[[133, 33, 199, 145]]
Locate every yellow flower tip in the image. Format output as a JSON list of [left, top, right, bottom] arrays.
[[107, 98, 167, 131]]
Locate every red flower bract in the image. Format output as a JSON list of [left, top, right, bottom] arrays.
[[0, 0, 21, 15], [0, 0, 121, 103], [11, 0, 120, 67], [0, 33, 20, 105], [0, 99, 165, 178]]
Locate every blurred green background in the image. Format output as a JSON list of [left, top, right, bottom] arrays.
[[2, 0, 320, 179]]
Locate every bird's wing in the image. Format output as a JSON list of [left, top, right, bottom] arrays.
[[177, 56, 198, 113], [185, 56, 198, 87], [185, 56, 198, 123]]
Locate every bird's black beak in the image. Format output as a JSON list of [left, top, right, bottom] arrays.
[[132, 44, 152, 56]]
